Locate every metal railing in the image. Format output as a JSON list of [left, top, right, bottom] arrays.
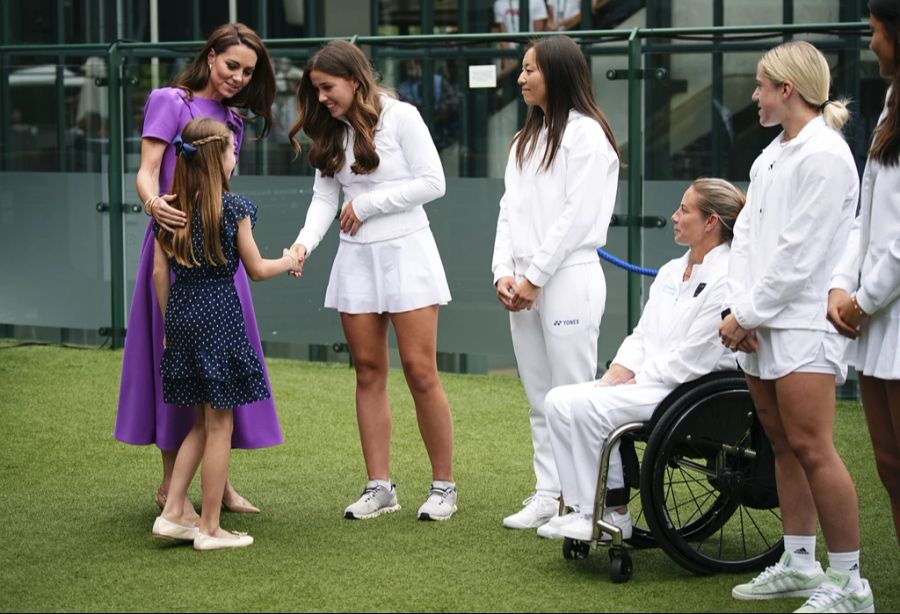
[[0, 21, 871, 349]]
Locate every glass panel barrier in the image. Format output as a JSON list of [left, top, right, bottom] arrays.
[[0, 171, 110, 331]]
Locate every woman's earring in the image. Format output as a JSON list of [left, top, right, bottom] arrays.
[[208, 62, 213, 72]]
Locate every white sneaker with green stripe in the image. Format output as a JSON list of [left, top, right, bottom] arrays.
[[794, 567, 875, 613], [732, 552, 825, 600]]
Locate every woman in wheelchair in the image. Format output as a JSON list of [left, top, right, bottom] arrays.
[[541, 177, 744, 542], [720, 41, 874, 613]]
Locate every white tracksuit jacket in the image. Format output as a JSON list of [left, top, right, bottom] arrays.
[[492, 109, 619, 497]]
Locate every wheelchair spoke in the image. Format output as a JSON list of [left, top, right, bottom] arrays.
[[640, 378, 784, 573], [662, 462, 719, 531], [741, 505, 781, 549], [671, 457, 717, 478]]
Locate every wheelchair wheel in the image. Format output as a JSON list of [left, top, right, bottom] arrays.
[[640, 373, 783, 575]]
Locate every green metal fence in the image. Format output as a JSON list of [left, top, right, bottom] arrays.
[[0, 22, 873, 366]]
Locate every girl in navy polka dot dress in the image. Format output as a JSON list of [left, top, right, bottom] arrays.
[[149, 117, 298, 551]]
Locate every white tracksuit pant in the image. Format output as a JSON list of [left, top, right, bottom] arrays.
[[510, 261, 606, 497], [545, 380, 675, 511]]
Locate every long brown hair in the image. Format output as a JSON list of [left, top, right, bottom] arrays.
[[869, 0, 900, 165], [171, 22, 276, 138], [157, 118, 232, 268], [288, 40, 392, 177], [514, 36, 619, 171]]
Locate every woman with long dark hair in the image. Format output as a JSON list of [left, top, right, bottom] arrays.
[[829, 0, 900, 548], [115, 23, 279, 521], [288, 40, 457, 521], [492, 35, 619, 531]]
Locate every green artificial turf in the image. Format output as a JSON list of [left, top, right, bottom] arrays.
[[0, 339, 897, 612]]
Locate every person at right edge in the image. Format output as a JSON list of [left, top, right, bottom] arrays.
[[492, 35, 619, 531], [720, 40, 874, 612], [829, 0, 900, 549]]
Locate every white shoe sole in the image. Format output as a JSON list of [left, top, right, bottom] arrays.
[[344, 504, 401, 520], [731, 588, 819, 601], [193, 534, 254, 551], [536, 528, 563, 539], [152, 516, 198, 541], [418, 505, 457, 521], [561, 526, 634, 543], [502, 516, 554, 530]]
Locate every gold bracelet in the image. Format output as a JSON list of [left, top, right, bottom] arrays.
[[143, 195, 158, 216]]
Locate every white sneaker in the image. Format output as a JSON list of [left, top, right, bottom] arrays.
[[794, 568, 874, 613], [732, 552, 825, 600], [536, 512, 575, 539], [344, 482, 401, 520], [560, 509, 634, 542], [417, 484, 458, 521], [502, 494, 558, 529]]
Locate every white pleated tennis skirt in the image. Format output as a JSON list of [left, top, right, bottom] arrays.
[[324, 227, 452, 314], [738, 328, 848, 383], [848, 307, 900, 379]]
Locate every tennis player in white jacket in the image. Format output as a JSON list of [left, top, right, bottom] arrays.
[[720, 41, 873, 612], [492, 36, 619, 530], [829, 0, 900, 549], [540, 178, 744, 542], [288, 41, 457, 522]]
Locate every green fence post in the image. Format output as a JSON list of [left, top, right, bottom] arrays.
[[107, 42, 126, 349], [627, 28, 642, 333]]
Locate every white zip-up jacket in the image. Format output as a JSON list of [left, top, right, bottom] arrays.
[[727, 116, 859, 330], [293, 95, 446, 254], [613, 243, 737, 385], [831, 98, 900, 315], [492, 109, 619, 287]]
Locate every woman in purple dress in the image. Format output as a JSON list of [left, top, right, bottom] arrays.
[[115, 23, 280, 517]]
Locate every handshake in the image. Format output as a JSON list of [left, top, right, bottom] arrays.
[[282, 244, 307, 278]]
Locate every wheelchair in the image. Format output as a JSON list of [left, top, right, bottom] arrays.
[[559, 370, 783, 583]]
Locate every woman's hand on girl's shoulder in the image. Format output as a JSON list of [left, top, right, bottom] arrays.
[[151, 193, 186, 232]]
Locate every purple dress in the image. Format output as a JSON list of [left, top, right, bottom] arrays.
[[114, 87, 283, 450]]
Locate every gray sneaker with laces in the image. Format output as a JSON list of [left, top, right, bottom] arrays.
[[732, 551, 825, 600], [794, 568, 875, 613], [344, 482, 401, 519], [417, 484, 458, 521]]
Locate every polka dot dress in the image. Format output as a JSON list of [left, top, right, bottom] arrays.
[[153, 192, 270, 409]]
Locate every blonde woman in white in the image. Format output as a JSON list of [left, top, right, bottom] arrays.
[[720, 41, 873, 612], [541, 178, 743, 542]]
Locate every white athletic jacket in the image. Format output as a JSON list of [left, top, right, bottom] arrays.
[[613, 243, 737, 385], [294, 95, 446, 254], [492, 109, 619, 287], [831, 98, 900, 316], [727, 116, 859, 330]]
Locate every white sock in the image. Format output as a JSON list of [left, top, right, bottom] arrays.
[[828, 550, 862, 590], [368, 479, 392, 490], [784, 534, 817, 571]]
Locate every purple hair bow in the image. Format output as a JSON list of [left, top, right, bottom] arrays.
[[173, 134, 197, 160]]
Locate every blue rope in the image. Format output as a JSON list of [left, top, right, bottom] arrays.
[[596, 248, 658, 277]]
